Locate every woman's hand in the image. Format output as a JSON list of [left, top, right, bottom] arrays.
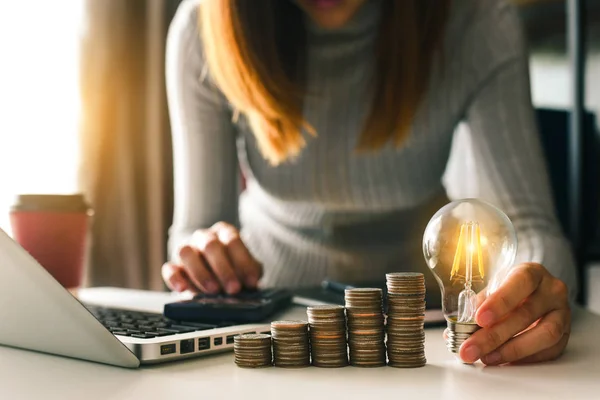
[[162, 222, 262, 295], [459, 262, 571, 365]]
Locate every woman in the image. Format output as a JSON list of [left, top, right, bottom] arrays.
[[163, 0, 576, 365]]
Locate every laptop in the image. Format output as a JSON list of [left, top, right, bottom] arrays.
[[0, 227, 274, 368]]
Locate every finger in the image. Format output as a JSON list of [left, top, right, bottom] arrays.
[[192, 231, 241, 295], [476, 263, 545, 327], [511, 332, 570, 364], [212, 223, 262, 289], [480, 309, 569, 365], [162, 262, 193, 292], [178, 245, 220, 294], [460, 292, 552, 363]]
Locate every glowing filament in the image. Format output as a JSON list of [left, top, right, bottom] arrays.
[[450, 222, 485, 282], [451, 221, 486, 323]]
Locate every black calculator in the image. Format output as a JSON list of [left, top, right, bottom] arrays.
[[163, 288, 293, 323]]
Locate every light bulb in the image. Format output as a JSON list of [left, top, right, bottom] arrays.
[[422, 198, 517, 361]]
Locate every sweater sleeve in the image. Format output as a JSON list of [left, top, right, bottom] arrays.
[[459, 0, 578, 300], [165, 0, 239, 260]]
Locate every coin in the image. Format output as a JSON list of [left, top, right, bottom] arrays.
[[271, 320, 310, 368], [385, 273, 427, 368], [345, 288, 384, 311], [307, 305, 349, 368], [345, 288, 386, 368], [233, 334, 273, 368]]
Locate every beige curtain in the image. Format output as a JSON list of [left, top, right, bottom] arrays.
[[79, 0, 180, 290]]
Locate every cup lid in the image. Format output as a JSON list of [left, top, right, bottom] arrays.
[[11, 194, 91, 213]]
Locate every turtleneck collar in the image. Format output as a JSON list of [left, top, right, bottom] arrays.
[[302, 0, 383, 42]]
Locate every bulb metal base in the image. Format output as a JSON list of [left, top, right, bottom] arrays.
[[446, 319, 481, 357]]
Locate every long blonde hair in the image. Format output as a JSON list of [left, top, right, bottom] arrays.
[[199, 0, 451, 165]]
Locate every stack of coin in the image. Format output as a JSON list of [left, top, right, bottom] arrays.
[[233, 333, 273, 368], [385, 272, 427, 368], [306, 305, 348, 368], [345, 288, 386, 367], [271, 320, 311, 368]]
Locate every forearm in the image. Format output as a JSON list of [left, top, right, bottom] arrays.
[[455, 1, 578, 302], [513, 226, 578, 303], [168, 129, 240, 260], [166, 0, 239, 260]]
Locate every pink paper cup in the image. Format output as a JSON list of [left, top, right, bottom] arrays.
[[9, 194, 93, 289]]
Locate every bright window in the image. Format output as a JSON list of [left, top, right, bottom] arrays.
[[0, 1, 85, 235]]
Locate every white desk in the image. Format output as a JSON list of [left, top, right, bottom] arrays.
[[0, 296, 599, 400]]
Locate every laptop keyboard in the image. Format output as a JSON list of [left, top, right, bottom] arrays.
[[85, 304, 235, 339]]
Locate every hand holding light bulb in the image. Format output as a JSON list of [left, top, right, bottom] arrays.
[[459, 261, 571, 365], [423, 199, 571, 365]]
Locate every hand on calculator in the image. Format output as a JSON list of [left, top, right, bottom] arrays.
[[162, 222, 263, 295]]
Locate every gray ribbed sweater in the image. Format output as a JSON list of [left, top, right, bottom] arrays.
[[165, 0, 577, 298]]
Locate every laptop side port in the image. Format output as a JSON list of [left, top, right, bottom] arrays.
[[260, 331, 270, 335], [160, 343, 176, 355], [214, 337, 223, 346], [226, 334, 236, 344], [180, 339, 195, 354], [198, 337, 211, 351]]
